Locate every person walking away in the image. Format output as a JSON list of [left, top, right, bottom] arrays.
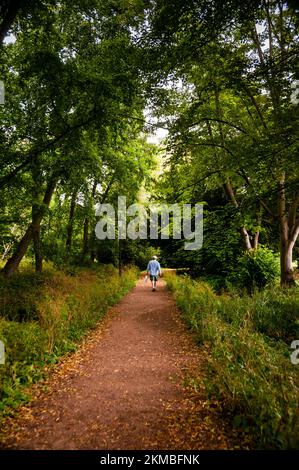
[[146, 255, 162, 291]]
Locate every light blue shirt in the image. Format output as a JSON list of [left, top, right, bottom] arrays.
[[147, 260, 161, 276]]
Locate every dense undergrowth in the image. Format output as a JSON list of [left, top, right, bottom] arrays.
[[166, 272, 299, 449], [0, 263, 137, 416]]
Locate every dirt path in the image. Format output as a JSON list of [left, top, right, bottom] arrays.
[[0, 279, 241, 450]]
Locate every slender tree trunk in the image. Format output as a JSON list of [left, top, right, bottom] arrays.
[[251, 23, 280, 118], [3, 178, 56, 277], [83, 218, 89, 255], [3, 226, 34, 277], [83, 180, 97, 256], [253, 231, 260, 250], [278, 173, 298, 286], [1, 243, 12, 260], [280, 239, 295, 286], [241, 84, 269, 132], [31, 163, 44, 273], [223, 179, 253, 251], [240, 227, 253, 252], [214, 89, 254, 252], [118, 239, 122, 276], [253, 204, 263, 250], [65, 190, 77, 262], [90, 243, 96, 263], [90, 176, 114, 262]]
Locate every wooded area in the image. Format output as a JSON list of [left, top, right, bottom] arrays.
[[0, 0, 298, 285], [0, 0, 298, 452]]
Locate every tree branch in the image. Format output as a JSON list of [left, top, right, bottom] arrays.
[[188, 117, 249, 136], [288, 193, 299, 232], [0, 113, 99, 189], [290, 218, 299, 246]]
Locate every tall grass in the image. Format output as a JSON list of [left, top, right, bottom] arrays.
[[0, 264, 137, 416], [166, 273, 299, 449]]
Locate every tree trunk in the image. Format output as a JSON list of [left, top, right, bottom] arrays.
[[3, 226, 34, 277], [118, 239, 122, 276], [90, 242, 96, 263], [240, 226, 253, 252], [65, 190, 77, 262], [223, 179, 253, 252], [1, 243, 12, 260], [214, 89, 254, 252], [3, 178, 56, 277], [280, 239, 295, 286], [253, 231, 260, 250], [83, 180, 97, 256], [278, 173, 298, 286], [253, 204, 262, 250], [32, 179, 43, 273], [90, 176, 114, 262], [83, 218, 89, 255]]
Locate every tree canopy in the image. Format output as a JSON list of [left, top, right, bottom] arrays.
[[0, 0, 298, 286]]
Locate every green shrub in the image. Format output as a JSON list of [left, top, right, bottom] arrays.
[[251, 288, 299, 343], [166, 273, 299, 448], [228, 246, 280, 291], [0, 271, 51, 322], [0, 265, 137, 416]]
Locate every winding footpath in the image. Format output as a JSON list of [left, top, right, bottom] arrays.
[[0, 278, 242, 450]]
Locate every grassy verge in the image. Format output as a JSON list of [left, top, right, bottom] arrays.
[[166, 272, 299, 449], [0, 264, 137, 416]]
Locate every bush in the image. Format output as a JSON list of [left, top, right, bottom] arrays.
[[228, 246, 280, 291], [251, 288, 299, 343], [0, 270, 51, 322], [166, 273, 299, 448], [0, 265, 137, 416]]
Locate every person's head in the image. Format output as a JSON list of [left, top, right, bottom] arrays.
[[152, 255, 158, 260]]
